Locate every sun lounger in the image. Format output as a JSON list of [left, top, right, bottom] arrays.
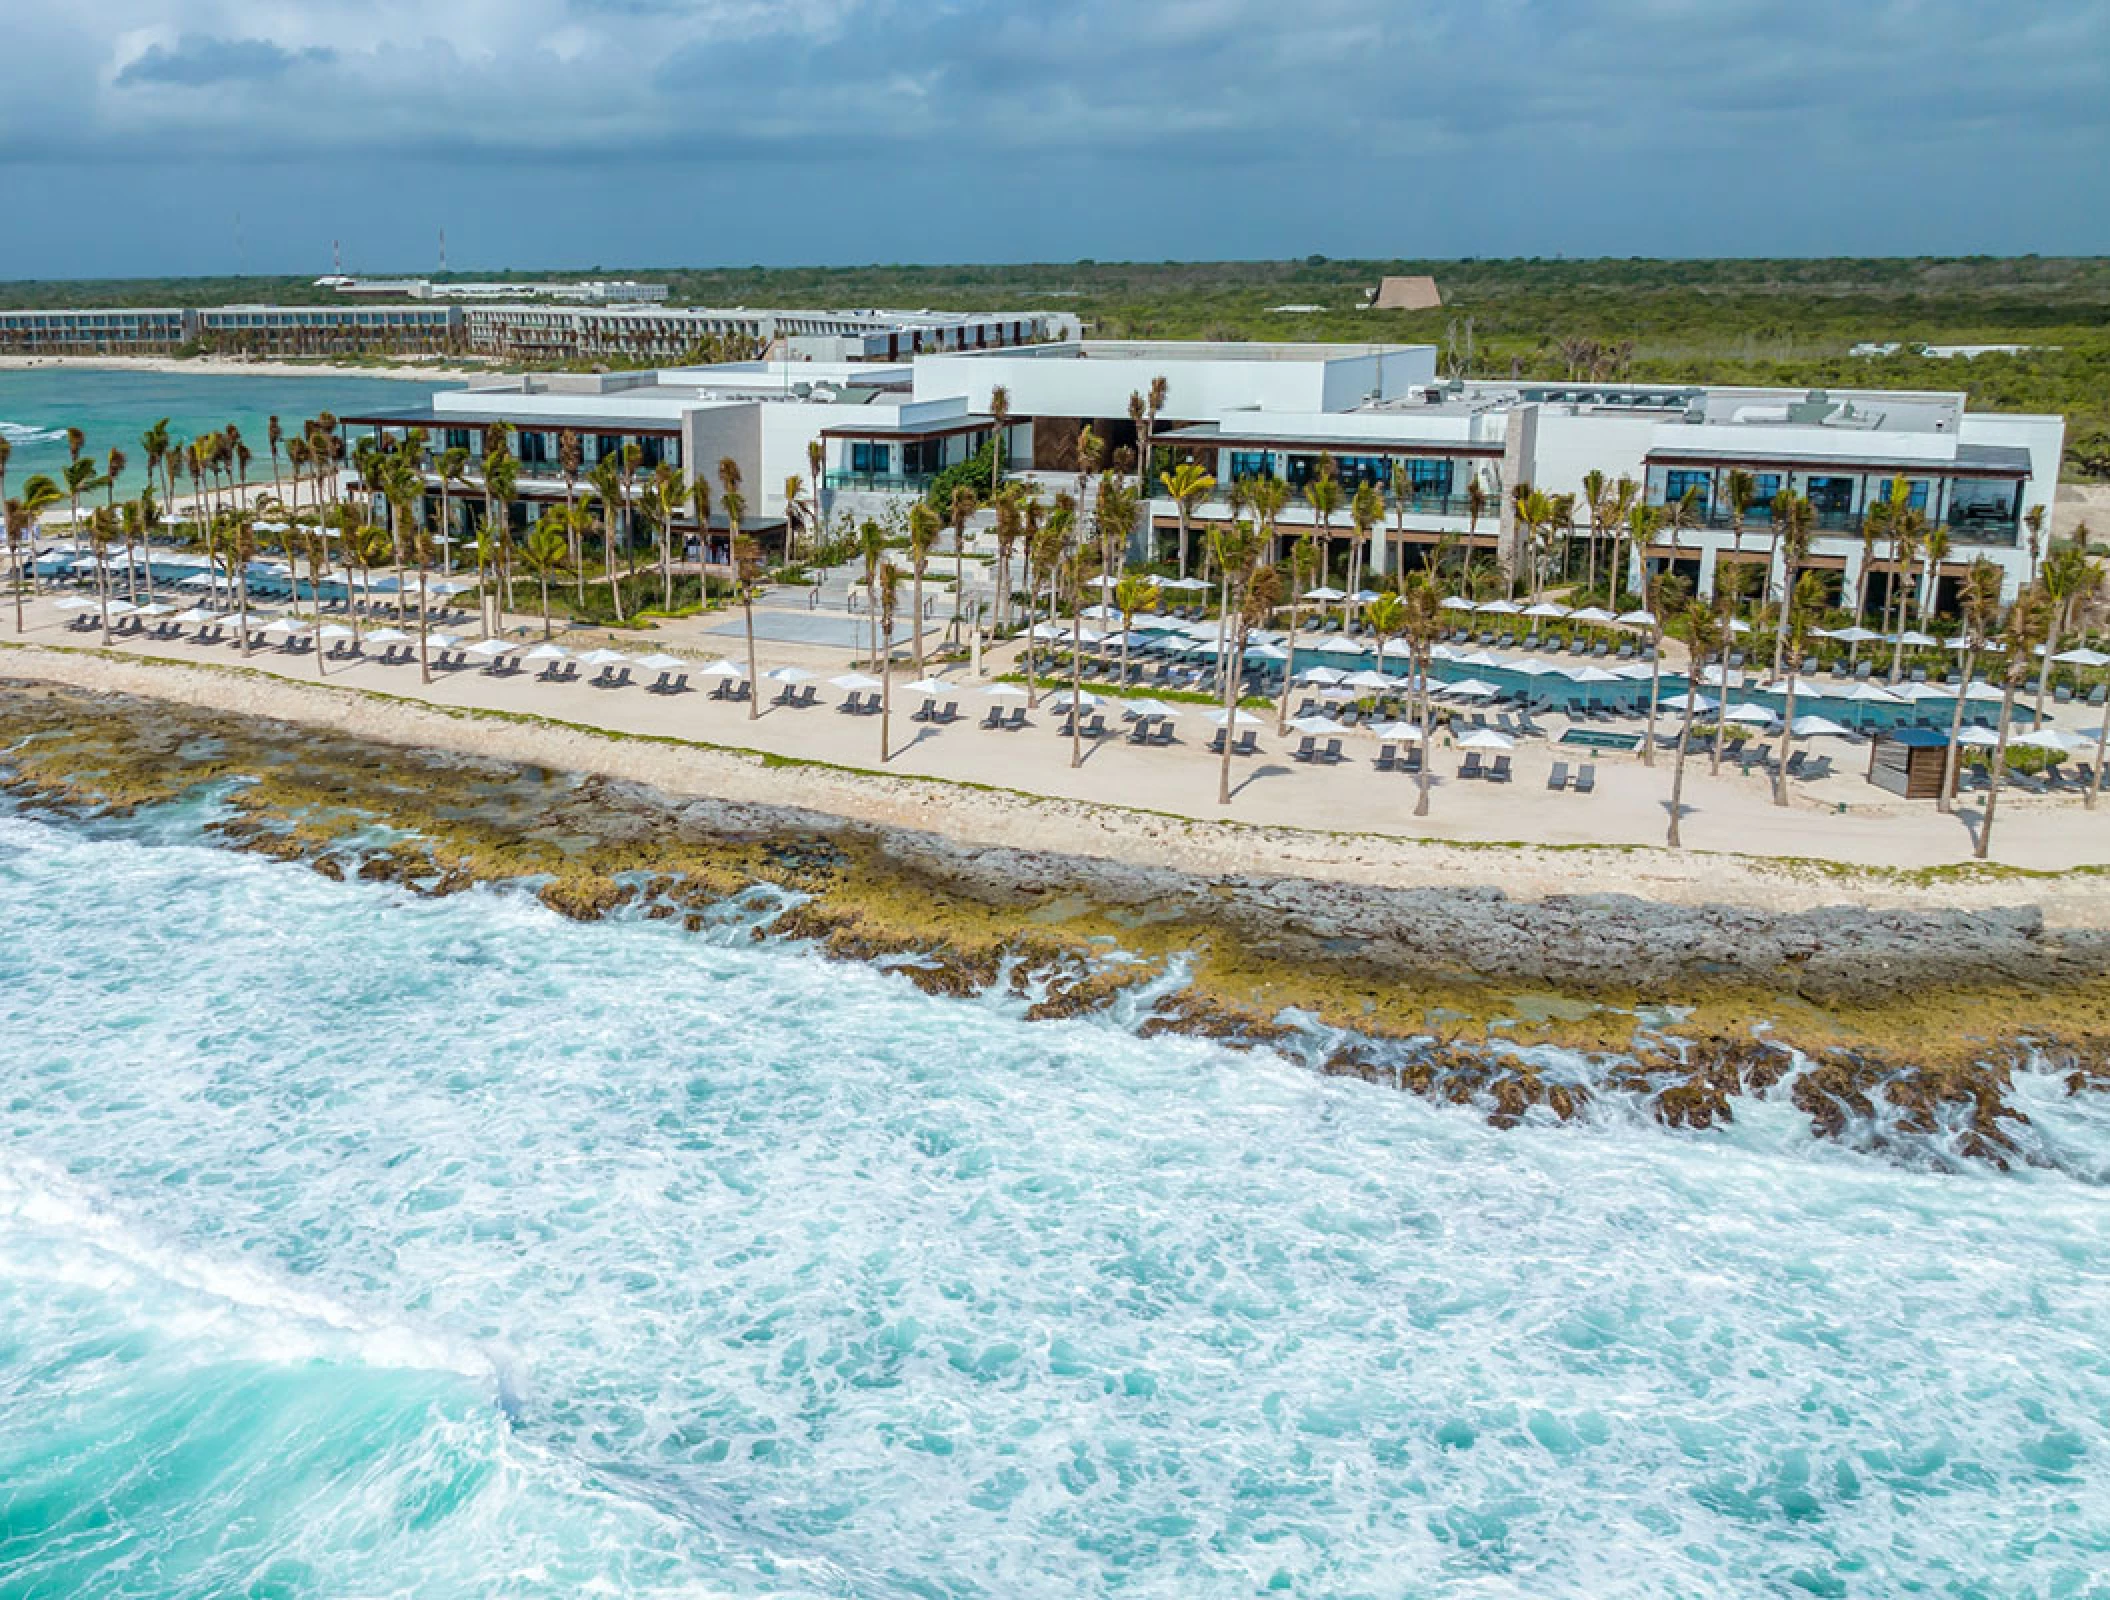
[[1547, 759, 1569, 791], [1148, 721, 1176, 747], [1459, 751, 1484, 780], [1574, 763, 1596, 794], [1376, 743, 1399, 772], [1320, 738, 1345, 765], [1488, 754, 1512, 783], [1082, 713, 1110, 739], [1233, 729, 1258, 756], [1004, 706, 1028, 730], [1291, 735, 1319, 763], [981, 705, 1006, 730], [1400, 746, 1423, 774]]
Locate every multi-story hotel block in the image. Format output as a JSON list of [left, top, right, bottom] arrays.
[[340, 338, 2062, 607]]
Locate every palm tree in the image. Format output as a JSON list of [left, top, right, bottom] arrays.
[[85, 505, 117, 642], [1767, 492, 1815, 678], [733, 533, 765, 719], [1465, 477, 1488, 558], [1722, 468, 1757, 572], [483, 447, 518, 622], [1401, 577, 1442, 817], [1113, 570, 1160, 687], [1638, 571, 1689, 769], [436, 447, 471, 579], [586, 458, 626, 624], [1021, 498, 1057, 706], [103, 448, 132, 598], [558, 429, 586, 602], [520, 514, 573, 638], [1275, 535, 1320, 735], [1159, 459, 1214, 578], [2024, 505, 2046, 586], [906, 501, 940, 681], [991, 485, 1022, 634], [1771, 570, 1827, 806], [1667, 597, 1727, 847], [987, 386, 1012, 500], [1246, 474, 1289, 566], [804, 438, 826, 560], [948, 484, 978, 639], [1301, 458, 1343, 616], [878, 559, 902, 761], [1066, 537, 1104, 770], [6, 476, 64, 632], [1976, 586, 2051, 861], [1213, 527, 1270, 806], [1940, 559, 2004, 815], [61, 452, 99, 564], [1363, 590, 1405, 680], [2034, 542, 2097, 718], [222, 508, 260, 656]]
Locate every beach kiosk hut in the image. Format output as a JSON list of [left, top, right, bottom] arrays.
[[1867, 728, 1950, 798]]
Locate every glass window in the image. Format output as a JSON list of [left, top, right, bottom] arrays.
[[1806, 475, 1855, 515], [1665, 469, 1713, 508], [1228, 451, 1273, 482], [851, 442, 891, 475], [903, 438, 942, 476], [1404, 458, 1453, 497]]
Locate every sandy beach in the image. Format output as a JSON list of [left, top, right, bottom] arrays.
[[6, 608, 2106, 926]]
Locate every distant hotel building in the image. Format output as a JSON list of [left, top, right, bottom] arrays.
[[340, 339, 2062, 607], [316, 276, 672, 304], [0, 301, 1071, 366]]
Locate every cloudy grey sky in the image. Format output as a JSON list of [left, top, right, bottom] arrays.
[[1, 0, 2105, 278]]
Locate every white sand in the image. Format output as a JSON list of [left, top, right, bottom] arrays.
[[5, 610, 2106, 926]]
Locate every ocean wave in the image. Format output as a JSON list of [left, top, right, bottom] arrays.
[[0, 419, 66, 444], [5, 800, 2110, 1597]]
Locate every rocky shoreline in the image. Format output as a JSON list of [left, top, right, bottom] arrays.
[[4, 678, 2106, 1167]]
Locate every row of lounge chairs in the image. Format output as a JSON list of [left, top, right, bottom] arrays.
[[1544, 761, 1598, 793]]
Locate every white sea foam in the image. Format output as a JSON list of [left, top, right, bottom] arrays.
[[2, 802, 2108, 1597]]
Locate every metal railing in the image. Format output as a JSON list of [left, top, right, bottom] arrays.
[[825, 470, 938, 494]]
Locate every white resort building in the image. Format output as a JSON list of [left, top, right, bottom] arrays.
[[342, 338, 2063, 608]]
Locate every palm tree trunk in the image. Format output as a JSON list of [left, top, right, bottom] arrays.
[[1413, 648, 1433, 818], [1940, 645, 1976, 813], [743, 595, 760, 720], [912, 566, 926, 680], [1641, 633, 1665, 768], [880, 619, 893, 762], [2086, 691, 2108, 811], [1069, 607, 1085, 769], [1976, 680, 2021, 859], [2033, 601, 2063, 719], [1275, 603, 1301, 735], [1772, 672, 1799, 806], [1217, 618, 1242, 807]]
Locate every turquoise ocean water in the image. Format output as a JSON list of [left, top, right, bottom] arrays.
[[3, 795, 2109, 1598], [0, 370, 438, 498]]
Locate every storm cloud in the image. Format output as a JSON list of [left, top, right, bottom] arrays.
[[1, 0, 2103, 276]]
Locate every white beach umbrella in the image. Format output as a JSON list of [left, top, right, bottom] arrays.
[[1726, 618, 1753, 634], [260, 616, 311, 635], [520, 642, 570, 662], [1659, 692, 1718, 713], [1372, 721, 1426, 741], [1289, 715, 1345, 734], [1080, 605, 1122, 622], [177, 572, 217, 589], [1160, 576, 1210, 591], [170, 606, 220, 624], [1204, 707, 1267, 728], [830, 672, 883, 691], [1344, 669, 1395, 691], [1842, 683, 1906, 704], [1957, 725, 2000, 747], [2052, 647, 2110, 668], [1027, 622, 1070, 640], [1789, 714, 1853, 738], [465, 638, 520, 659], [904, 678, 952, 695], [764, 665, 815, 683], [1568, 606, 1617, 624], [318, 624, 358, 643], [1521, 601, 1570, 619], [2015, 728, 2087, 754], [1896, 682, 1956, 702], [1124, 698, 1180, 719], [1722, 701, 1780, 725], [133, 603, 177, 617], [1247, 643, 1291, 662], [1297, 665, 1347, 685], [51, 596, 100, 613], [1351, 590, 1384, 605], [1440, 596, 1477, 612], [1960, 681, 2006, 702], [1302, 585, 1347, 602], [365, 628, 413, 645], [1456, 727, 1516, 750], [1443, 677, 1500, 699], [1823, 625, 1882, 644], [632, 652, 689, 671], [427, 633, 464, 651], [1614, 609, 1656, 627], [1562, 665, 1623, 684], [579, 648, 634, 667], [1897, 630, 1940, 648], [694, 657, 747, 679], [1478, 599, 1521, 616], [1048, 689, 1102, 710]]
